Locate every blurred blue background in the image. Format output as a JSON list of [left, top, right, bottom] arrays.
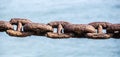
[[0, 0, 120, 57]]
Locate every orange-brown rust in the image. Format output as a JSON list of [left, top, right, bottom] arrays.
[[46, 32, 71, 38], [57, 24, 63, 34], [16, 21, 22, 31], [6, 30, 33, 37], [97, 25, 103, 33]]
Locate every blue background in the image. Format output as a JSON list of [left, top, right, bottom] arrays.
[[0, 0, 120, 57]]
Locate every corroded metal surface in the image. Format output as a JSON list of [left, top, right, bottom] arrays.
[[0, 18, 119, 38]]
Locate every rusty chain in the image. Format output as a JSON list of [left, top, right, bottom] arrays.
[[0, 18, 120, 39]]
